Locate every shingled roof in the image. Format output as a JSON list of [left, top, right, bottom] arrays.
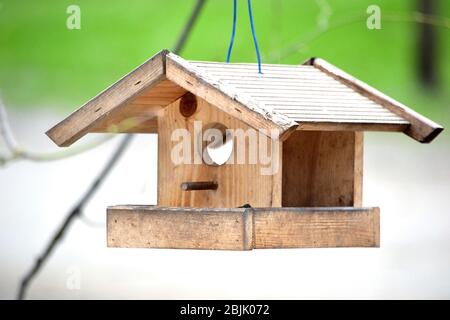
[[46, 49, 443, 147]]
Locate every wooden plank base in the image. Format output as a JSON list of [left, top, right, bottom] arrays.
[[107, 206, 380, 250]]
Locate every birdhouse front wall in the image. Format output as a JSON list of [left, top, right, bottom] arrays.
[[157, 94, 282, 208]]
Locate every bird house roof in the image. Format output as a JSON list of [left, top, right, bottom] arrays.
[[47, 49, 443, 146]]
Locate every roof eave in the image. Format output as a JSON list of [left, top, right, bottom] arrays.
[[46, 49, 169, 147], [46, 50, 298, 147], [303, 57, 444, 143]]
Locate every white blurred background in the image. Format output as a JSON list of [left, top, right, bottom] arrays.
[[0, 109, 449, 299]]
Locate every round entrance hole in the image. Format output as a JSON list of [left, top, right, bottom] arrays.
[[199, 123, 233, 166]]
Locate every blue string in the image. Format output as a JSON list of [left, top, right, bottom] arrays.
[[247, 0, 262, 74], [226, 0, 237, 63], [226, 0, 262, 74]]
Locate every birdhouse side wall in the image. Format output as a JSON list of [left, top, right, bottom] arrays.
[[282, 130, 363, 207], [157, 95, 282, 208]]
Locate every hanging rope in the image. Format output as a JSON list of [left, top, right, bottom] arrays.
[[226, 0, 237, 63], [226, 0, 262, 73], [247, 0, 262, 73]]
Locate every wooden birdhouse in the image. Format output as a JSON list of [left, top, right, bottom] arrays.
[[46, 50, 443, 250]]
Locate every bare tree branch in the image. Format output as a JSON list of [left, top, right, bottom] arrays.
[[16, 0, 207, 300], [0, 97, 113, 166], [17, 134, 132, 300], [173, 0, 207, 54], [417, 0, 438, 87], [0, 97, 20, 152], [264, 11, 450, 62]]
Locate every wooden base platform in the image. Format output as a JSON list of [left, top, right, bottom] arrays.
[[107, 206, 380, 250]]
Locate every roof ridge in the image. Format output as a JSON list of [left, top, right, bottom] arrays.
[[166, 52, 298, 135], [189, 60, 313, 68]]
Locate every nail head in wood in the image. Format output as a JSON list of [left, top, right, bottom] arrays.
[[181, 181, 218, 191]]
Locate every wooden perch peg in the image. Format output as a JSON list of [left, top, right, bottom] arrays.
[[181, 181, 218, 191]]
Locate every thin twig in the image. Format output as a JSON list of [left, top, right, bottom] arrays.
[[79, 215, 105, 228], [0, 97, 20, 151], [0, 97, 113, 166], [173, 0, 207, 54], [264, 11, 450, 62], [17, 134, 132, 300], [16, 0, 207, 300]]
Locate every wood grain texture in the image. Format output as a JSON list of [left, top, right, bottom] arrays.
[[89, 79, 186, 133], [107, 206, 380, 250], [304, 57, 443, 143], [353, 132, 364, 206], [253, 207, 380, 248], [166, 53, 298, 141], [157, 96, 282, 208], [282, 131, 360, 207], [46, 49, 169, 146], [190, 61, 410, 128], [131, 79, 187, 105], [297, 122, 408, 132], [107, 206, 253, 250], [89, 103, 160, 133]]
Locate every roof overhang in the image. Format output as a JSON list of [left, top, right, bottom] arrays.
[[46, 50, 298, 147], [47, 50, 443, 147], [303, 58, 443, 143]]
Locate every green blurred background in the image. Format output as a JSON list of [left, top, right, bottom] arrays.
[[0, 0, 449, 123], [1, 1, 449, 300]]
